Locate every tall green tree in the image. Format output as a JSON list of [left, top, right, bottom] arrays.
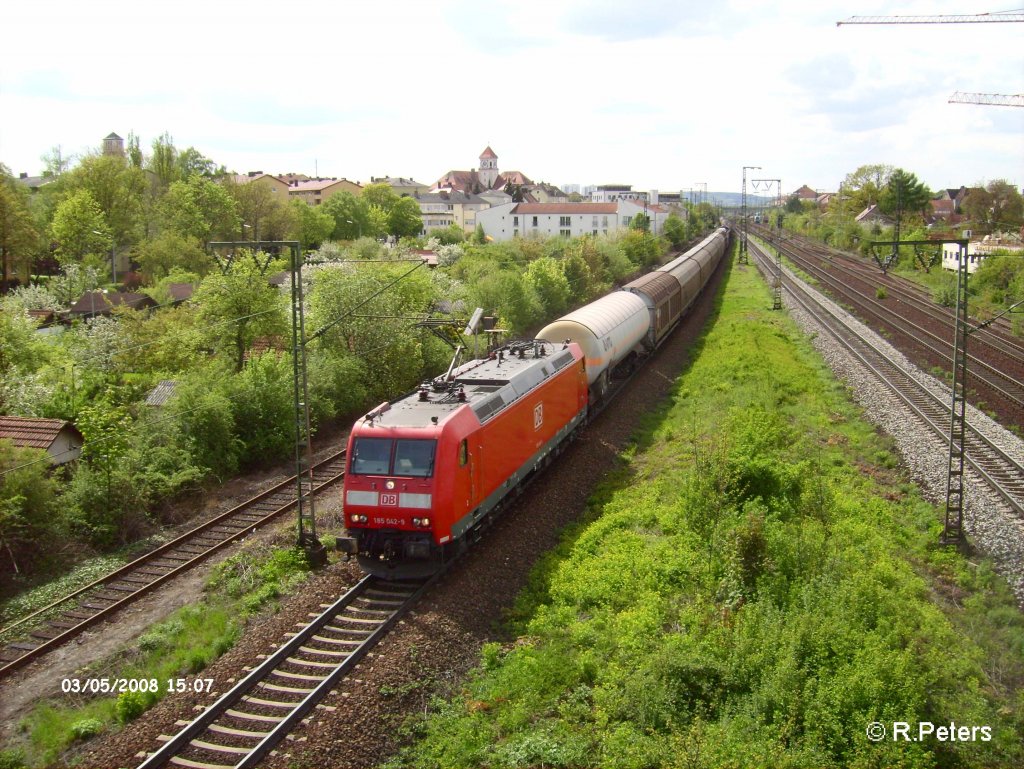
[[0, 181, 41, 291], [193, 252, 287, 371], [50, 189, 111, 266], [878, 168, 931, 221], [388, 196, 424, 238], [321, 191, 369, 241], [841, 163, 894, 214], [60, 154, 148, 247], [289, 198, 335, 250], [662, 212, 687, 249], [147, 131, 181, 190], [136, 232, 214, 281], [962, 180, 1024, 234], [160, 175, 240, 244]]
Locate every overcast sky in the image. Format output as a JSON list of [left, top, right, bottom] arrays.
[[2, 0, 1021, 196]]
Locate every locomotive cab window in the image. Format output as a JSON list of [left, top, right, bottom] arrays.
[[458, 439, 468, 467], [351, 438, 392, 475], [394, 440, 436, 477]]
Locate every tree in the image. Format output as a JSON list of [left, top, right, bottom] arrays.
[[841, 164, 893, 214], [136, 232, 214, 281], [0, 182, 40, 291], [525, 256, 571, 317], [307, 261, 438, 397], [40, 146, 70, 179], [322, 191, 369, 240], [50, 189, 111, 265], [878, 168, 931, 222], [176, 147, 223, 179], [227, 179, 291, 242], [361, 182, 400, 212], [662, 212, 687, 249], [962, 180, 1024, 234], [193, 252, 287, 371], [160, 175, 239, 244], [147, 131, 181, 190], [389, 196, 424, 238], [631, 212, 651, 232], [0, 441, 60, 575], [60, 154, 148, 247], [289, 198, 335, 250]]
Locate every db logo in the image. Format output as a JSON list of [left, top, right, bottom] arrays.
[[534, 403, 544, 430], [380, 493, 399, 506]]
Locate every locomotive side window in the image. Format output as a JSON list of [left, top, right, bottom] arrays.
[[351, 438, 392, 475], [393, 440, 436, 477], [458, 439, 468, 467]]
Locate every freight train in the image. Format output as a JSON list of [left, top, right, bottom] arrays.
[[338, 227, 730, 577]]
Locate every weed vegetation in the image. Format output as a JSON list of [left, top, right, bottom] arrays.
[[393, 257, 1024, 768]]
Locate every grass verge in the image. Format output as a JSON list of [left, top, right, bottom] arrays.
[[391, 255, 1024, 769], [0, 538, 313, 769]]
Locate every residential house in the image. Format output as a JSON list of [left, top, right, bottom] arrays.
[[476, 203, 622, 241], [0, 416, 84, 465], [230, 172, 291, 198], [68, 291, 158, 318], [371, 176, 430, 196], [943, 232, 1024, 273], [287, 177, 362, 206], [414, 191, 489, 235], [855, 204, 895, 227], [618, 200, 670, 235]]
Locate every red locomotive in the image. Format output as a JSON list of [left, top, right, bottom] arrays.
[[339, 227, 730, 577], [339, 340, 588, 577]]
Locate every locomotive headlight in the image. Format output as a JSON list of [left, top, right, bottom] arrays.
[[350, 514, 368, 524], [385, 480, 396, 490]]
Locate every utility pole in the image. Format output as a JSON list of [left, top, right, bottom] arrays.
[[209, 240, 325, 564], [740, 166, 760, 264]]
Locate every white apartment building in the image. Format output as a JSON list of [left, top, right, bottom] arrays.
[[476, 203, 623, 241]]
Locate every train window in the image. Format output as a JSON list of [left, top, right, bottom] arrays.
[[394, 440, 436, 477], [351, 438, 392, 475], [458, 439, 468, 467]]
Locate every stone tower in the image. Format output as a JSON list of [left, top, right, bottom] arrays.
[[102, 132, 124, 157], [478, 146, 498, 189]]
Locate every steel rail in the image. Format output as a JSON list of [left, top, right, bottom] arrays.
[[750, 242, 1024, 515], [760, 234, 1024, 414], [136, 573, 436, 769], [753, 225, 1024, 361], [0, 449, 348, 680]]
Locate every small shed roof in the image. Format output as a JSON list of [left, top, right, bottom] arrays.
[[0, 416, 83, 451]]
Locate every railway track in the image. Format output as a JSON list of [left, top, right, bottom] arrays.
[[0, 449, 348, 680], [752, 225, 1024, 425], [750, 240, 1024, 516], [135, 574, 434, 769]]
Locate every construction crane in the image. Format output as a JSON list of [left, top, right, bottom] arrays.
[[949, 91, 1024, 107], [838, 10, 1023, 105], [838, 11, 1024, 25]]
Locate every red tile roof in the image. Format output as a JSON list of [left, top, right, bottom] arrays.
[[480, 146, 498, 159], [0, 416, 82, 451]]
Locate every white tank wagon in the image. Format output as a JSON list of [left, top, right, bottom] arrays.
[[536, 291, 650, 398]]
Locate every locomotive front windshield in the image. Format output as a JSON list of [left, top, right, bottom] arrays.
[[351, 438, 436, 478]]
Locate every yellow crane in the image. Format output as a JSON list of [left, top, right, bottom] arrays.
[[838, 10, 1024, 106]]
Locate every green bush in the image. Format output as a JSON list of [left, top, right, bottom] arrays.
[[69, 718, 104, 741]]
